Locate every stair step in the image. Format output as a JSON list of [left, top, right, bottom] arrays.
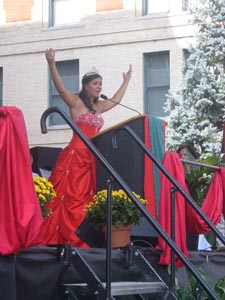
[[107, 281, 165, 296], [63, 281, 165, 296]]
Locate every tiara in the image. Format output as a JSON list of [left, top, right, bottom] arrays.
[[84, 67, 100, 77]]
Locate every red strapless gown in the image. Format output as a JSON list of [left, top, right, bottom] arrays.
[[41, 112, 104, 247]]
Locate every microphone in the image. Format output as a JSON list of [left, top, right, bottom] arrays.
[[100, 94, 142, 115], [100, 94, 108, 100]]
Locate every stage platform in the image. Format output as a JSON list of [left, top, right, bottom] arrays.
[[176, 248, 225, 287], [1, 246, 225, 300]]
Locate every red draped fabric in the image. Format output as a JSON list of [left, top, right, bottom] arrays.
[[186, 167, 225, 234], [157, 152, 189, 267], [157, 152, 225, 267], [0, 106, 43, 255]]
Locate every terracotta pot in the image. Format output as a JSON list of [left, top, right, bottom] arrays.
[[103, 224, 131, 248]]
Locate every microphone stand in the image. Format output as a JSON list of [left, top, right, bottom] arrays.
[[100, 94, 142, 115]]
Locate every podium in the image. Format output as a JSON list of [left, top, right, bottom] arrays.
[[91, 115, 158, 242], [91, 115, 145, 196]]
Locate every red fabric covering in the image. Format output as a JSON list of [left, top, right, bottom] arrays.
[[186, 167, 225, 234], [157, 152, 189, 267], [157, 152, 225, 267], [0, 106, 43, 255]]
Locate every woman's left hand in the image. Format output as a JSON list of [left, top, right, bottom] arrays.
[[123, 65, 132, 82]]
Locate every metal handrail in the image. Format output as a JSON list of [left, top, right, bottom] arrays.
[[180, 158, 220, 170], [115, 125, 225, 245], [40, 107, 221, 300], [112, 124, 225, 300]]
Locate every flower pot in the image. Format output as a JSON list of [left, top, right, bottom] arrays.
[[103, 224, 131, 248]]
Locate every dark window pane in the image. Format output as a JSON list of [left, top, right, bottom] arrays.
[[49, 59, 79, 126], [144, 51, 170, 117], [147, 86, 169, 117]]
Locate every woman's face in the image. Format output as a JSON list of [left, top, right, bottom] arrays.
[[85, 77, 102, 99], [178, 148, 188, 160]]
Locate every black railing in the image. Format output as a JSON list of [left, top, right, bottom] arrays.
[[113, 125, 225, 299], [40, 107, 223, 300], [115, 125, 225, 245]]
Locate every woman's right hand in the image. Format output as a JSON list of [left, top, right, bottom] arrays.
[[45, 48, 55, 66]]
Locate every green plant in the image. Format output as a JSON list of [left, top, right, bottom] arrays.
[[84, 189, 147, 231], [176, 268, 225, 299], [184, 156, 221, 207]]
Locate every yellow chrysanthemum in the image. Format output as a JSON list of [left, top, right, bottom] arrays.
[[33, 176, 56, 218], [85, 189, 148, 231]]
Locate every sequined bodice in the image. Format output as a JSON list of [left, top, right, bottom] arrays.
[[75, 112, 104, 132]]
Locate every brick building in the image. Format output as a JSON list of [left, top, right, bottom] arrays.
[[0, 0, 196, 148]]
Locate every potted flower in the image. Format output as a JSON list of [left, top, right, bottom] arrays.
[[33, 176, 56, 218], [84, 189, 147, 247]]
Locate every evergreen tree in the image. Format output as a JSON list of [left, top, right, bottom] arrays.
[[165, 0, 225, 157]]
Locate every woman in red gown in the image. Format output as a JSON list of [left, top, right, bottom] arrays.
[[42, 48, 132, 247]]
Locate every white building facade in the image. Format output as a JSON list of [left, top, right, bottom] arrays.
[[0, 0, 196, 148]]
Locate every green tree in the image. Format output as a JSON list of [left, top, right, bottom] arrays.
[[165, 0, 225, 157]]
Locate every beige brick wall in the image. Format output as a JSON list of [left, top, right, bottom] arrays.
[[3, 0, 34, 22], [0, 0, 196, 148]]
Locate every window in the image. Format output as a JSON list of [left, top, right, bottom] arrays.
[[143, 0, 169, 15], [49, 60, 79, 126], [50, 0, 82, 26], [182, 0, 196, 11], [183, 49, 190, 61], [0, 68, 2, 106], [144, 51, 170, 117]]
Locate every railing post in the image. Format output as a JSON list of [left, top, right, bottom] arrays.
[[106, 178, 114, 300], [170, 187, 176, 294]]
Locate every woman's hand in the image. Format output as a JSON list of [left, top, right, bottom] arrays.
[[45, 48, 55, 66], [123, 64, 132, 82]]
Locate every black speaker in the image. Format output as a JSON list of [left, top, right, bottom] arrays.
[[76, 218, 106, 248], [30, 146, 62, 176], [131, 217, 158, 246]]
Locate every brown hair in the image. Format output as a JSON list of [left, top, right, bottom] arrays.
[[176, 144, 200, 159], [79, 73, 102, 113]]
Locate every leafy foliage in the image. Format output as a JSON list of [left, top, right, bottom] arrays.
[[84, 189, 147, 231], [165, 0, 225, 158], [176, 268, 225, 299], [184, 156, 220, 206]]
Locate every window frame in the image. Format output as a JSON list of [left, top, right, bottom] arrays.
[[182, 0, 197, 11], [142, 0, 170, 15], [48, 59, 79, 127], [49, 0, 81, 27], [144, 51, 170, 118]]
